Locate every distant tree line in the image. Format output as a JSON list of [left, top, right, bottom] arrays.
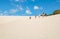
[[29, 10, 60, 19], [48, 10, 60, 16]]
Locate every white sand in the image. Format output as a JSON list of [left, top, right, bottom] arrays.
[[0, 14, 60, 39]]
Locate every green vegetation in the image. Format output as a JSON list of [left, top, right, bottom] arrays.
[[53, 10, 60, 15], [47, 10, 60, 16], [38, 10, 60, 16]]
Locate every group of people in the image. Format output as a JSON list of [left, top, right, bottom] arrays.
[[29, 12, 47, 19]]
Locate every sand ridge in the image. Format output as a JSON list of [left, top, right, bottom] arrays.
[[0, 14, 60, 39]]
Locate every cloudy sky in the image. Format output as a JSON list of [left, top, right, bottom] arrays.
[[0, 0, 60, 16]]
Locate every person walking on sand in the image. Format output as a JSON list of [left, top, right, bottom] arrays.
[[41, 12, 47, 16], [29, 16, 31, 19]]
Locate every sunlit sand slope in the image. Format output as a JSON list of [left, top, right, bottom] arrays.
[[0, 15, 60, 39]]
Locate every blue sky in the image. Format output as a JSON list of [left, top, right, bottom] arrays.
[[0, 0, 60, 16]]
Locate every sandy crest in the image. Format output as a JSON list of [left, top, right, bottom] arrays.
[[0, 14, 60, 39]]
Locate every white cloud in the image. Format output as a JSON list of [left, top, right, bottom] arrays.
[[3, 10, 8, 14], [34, 6, 43, 10], [0, 10, 9, 16], [14, 0, 26, 2], [32, 0, 35, 2], [26, 9, 32, 14], [2, 10, 9, 16], [19, 7, 23, 11], [0, 10, 8, 16], [40, 7, 43, 10], [15, 5, 24, 11], [34, 6, 39, 10], [56, 0, 60, 2], [0, 13, 3, 16], [15, 0, 19, 2], [10, 9, 18, 13], [17, 6, 24, 11], [11, 1, 24, 11]]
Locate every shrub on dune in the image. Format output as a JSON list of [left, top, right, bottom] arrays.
[[53, 10, 60, 15]]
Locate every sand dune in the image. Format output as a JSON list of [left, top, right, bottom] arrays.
[[0, 14, 60, 39]]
